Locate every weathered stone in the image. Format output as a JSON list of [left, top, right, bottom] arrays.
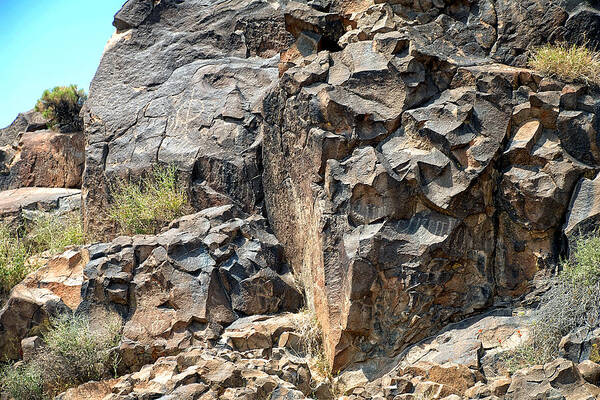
[[0, 109, 47, 147], [112, 0, 153, 32], [77, 207, 301, 369], [36, 0, 600, 390], [0, 248, 88, 360], [4, 130, 85, 189], [20, 336, 42, 363], [579, 360, 600, 386], [60, 344, 313, 400], [506, 358, 600, 400], [264, 58, 519, 370], [564, 173, 600, 252], [0, 187, 80, 228], [82, 0, 295, 238]]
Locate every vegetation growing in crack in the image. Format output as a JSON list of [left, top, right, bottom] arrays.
[[529, 42, 600, 86], [0, 313, 122, 400], [108, 165, 191, 235], [0, 212, 85, 298], [502, 234, 600, 372], [34, 85, 87, 132], [295, 308, 338, 397]]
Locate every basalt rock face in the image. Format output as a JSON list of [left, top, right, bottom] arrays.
[[79, 0, 600, 377], [77, 205, 302, 370], [262, 0, 600, 371], [0, 109, 47, 147], [81, 0, 296, 238]]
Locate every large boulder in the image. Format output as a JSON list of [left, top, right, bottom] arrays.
[[0, 109, 47, 147], [0, 110, 84, 190], [3, 130, 85, 189], [79, 0, 600, 378], [81, 0, 296, 238], [0, 187, 81, 228], [262, 0, 600, 371]]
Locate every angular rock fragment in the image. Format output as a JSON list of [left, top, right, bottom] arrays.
[[77, 206, 302, 369]]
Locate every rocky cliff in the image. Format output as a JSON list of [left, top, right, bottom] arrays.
[[263, 0, 600, 371], [83, 0, 600, 371], [3, 0, 600, 399]]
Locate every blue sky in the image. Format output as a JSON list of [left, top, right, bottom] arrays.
[[0, 0, 126, 127]]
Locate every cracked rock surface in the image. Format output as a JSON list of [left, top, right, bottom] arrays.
[[78, 0, 600, 385], [262, 0, 600, 371]]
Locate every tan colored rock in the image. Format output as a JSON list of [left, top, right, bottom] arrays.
[[59, 344, 312, 399], [10, 130, 84, 189], [490, 377, 512, 397], [402, 362, 479, 397], [60, 380, 117, 400], [279, 331, 303, 353], [506, 359, 600, 400], [0, 187, 80, 227], [223, 314, 300, 352], [579, 360, 600, 385], [21, 248, 87, 310], [413, 380, 444, 399], [0, 248, 87, 360]]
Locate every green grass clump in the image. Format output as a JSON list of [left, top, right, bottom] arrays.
[[0, 212, 85, 298], [529, 42, 600, 85], [502, 234, 600, 372], [562, 235, 600, 286], [0, 313, 122, 400], [108, 165, 190, 235], [34, 85, 87, 132], [41, 313, 122, 386], [0, 227, 31, 296], [0, 363, 45, 400], [27, 212, 85, 255]]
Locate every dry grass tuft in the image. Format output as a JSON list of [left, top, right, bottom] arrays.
[[0, 212, 85, 298], [529, 42, 600, 85], [0, 313, 122, 400], [501, 234, 600, 373], [108, 165, 190, 235]]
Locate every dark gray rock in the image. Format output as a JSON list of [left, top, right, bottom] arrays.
[[82, 0, 295, 238], [564, 173, 600, 255], [82, 0, 600, 377], [77, 205, 302, 370], [0, 109, 47, 147], [262, 0, 600, 372], [113, 0, 153, 32]]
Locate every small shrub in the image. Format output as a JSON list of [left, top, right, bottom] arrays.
[[501, 344, 547, 375], [590, 343, 600, 363], [0, 226, 32, 297], [34, 85, 87, 132], [0, 363, 45, 400], [41, 313, 122, 388], [529, 42, 600, 85], [108, 165, 190, 235], [0, 313, 122, 398], [562, 235, 600, 286], [502, 234, 600, 372], [296, 309, 332, 379]]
